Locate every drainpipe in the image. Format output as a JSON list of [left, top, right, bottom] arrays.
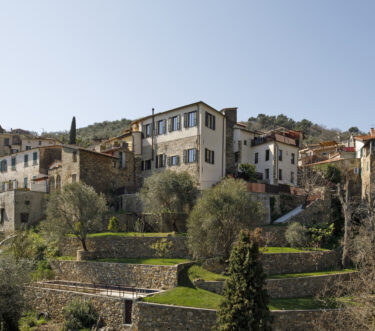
[[151, 108, 155, 160]]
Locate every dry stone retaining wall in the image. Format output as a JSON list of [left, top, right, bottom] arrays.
[[59, 236, 190, 259], [130, 302, 340, 331], [50, 260, 192, 290], [24, 286, 127, 330], [194, 272, 357, 298], [262, 250, 341, 275]]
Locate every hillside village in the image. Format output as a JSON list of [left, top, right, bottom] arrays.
[[1, 101, 374, 330]]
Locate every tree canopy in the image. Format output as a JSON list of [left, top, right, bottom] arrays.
[[44, 182, 107, 250], [187, 177, 264, 260]]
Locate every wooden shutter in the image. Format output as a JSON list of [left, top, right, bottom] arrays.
[[184, 113, 188, 128], [194, 111, 197, 126], [155, 155, 159, 168], [205, 112, 208, 127], [213, 115, 216, 130], [183, 150, 188, 164], [212, 151, 215, 164], [195, 149, 199, 163], [141, 161, 144, 171], [142, 125, 146, 138], [167, 156, 171, 166], [168, 118, 172, 132], [163, 154, 166, 167], [176, 155, 180, 165], [177, 115, 181, 130], [163, 120, 167, 134]]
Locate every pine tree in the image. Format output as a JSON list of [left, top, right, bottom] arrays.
[[216, 230, 272, 331], [69, 116, 77, 145]]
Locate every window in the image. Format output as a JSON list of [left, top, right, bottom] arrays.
[[234, 152, 239, 163], [205, 149, 215, 164], [354, 167, 358, 174], [33, 152, 38, 165], [118, 151, 125, 168], [265, 149, 270, 161], [255, 152, 258, 164], [0, 160, 7, 173], [157, 120, 166, 135], [20, 213, 29, 223], [184, 111, 197, 128], [32, 176, 36, 184], [145, 124, 152, 137], [38, 140, 42, 146], [279, 169, 282, 180], [184, 148, 197, 163], [205, 112, 216, 130], [24, 154, 29, 167], [278, 149, 283, 161], [4, 138, 9, 146], [155, 154, 166, 168], [23, 177, 28, 189], [265, 168, 270, 180], [0, 208, 4, 225], [26, 146, 31, 150], [72, 151, 77, 162], [244, 140, 247, 146], [291, 153, 295, 164], [169, 116, 180, 132], [168, 155, 180, 166], [11, 157, 16, 170], [291, 171, 295, 184], [1, 183, 4, 192], [141, 160, 152, 171], [72, 174, 77, 183]]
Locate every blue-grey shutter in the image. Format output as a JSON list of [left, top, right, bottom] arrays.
[[184, 113, 188, 128], [163, 120, 167, 134], [194, 111, 198, 126], [168, 118, 172, 132], [177, 115, 181, 130], [176, 155, 180, 165]]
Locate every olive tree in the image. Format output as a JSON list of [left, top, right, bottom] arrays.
[[0, 256, 31, 330], [140, 170, 198, 232], [45, 182, 107, 251], [187, 177, 264, 260]]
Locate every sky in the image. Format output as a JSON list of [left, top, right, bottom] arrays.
[[0, 0, 374, 133]]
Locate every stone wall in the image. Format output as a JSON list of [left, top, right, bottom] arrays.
[[59, 235, 190, 259], [24, 286, 127, 330], [194, 272, 357, 298], [130, 301, 339, 331], [262, 250, 341, 275], [50, 260, 192, 290]]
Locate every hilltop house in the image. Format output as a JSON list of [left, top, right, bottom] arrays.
[[129, 101, 237, 189], [233, 124, 303, 186]]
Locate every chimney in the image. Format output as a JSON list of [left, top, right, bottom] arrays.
[[371, 128, 375, 137]]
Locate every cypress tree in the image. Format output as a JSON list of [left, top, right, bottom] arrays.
[[69, 116, 77, 145], [216, 230, 272, 331]]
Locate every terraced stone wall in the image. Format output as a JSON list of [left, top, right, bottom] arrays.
[[50, 260, 192, 290]]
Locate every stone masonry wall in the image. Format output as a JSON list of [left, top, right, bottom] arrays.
[[194, 272, 357, 298], [24, 286, 126, 330], [50, 260, 192, 290], [262, 250, 341, 275], [59, 236, 190, 259], [130, 302, 339, 331]]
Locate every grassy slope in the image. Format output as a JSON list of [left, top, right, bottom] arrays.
[[269, 269, 356, 279], [261, 247, 329, 254]]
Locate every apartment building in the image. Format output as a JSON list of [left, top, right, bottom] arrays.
[[233, 125, 302, 186], [130, 101, 236, 189]]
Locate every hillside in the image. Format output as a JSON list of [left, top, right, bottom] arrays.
[[44, 118, 132, 146], [42, 114, 362, 147], [246, 114, 363, 145]]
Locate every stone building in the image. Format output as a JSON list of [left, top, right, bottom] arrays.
[[234, 125, 303, 186], [48, 145, 138, 195], [130, 101, 236, 189]]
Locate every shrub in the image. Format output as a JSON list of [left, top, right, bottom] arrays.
[[31, 260, 55, 281], [285, 222, 310, 248], [238, 163, 257, 182], [63, 300, 97, 330], [107, 216, 120, 232], [308, 222, 336, 248], [19, 312, 48, 331], [150, 238, 173, 261]]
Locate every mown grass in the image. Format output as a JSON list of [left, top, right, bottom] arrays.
[[91, 258, 190, 266], [268, 269, 357, 279], [261, 246, 329, 254], [187, 265, 228, 281], [268, 297, 337, 310], [55, 256, 75, 261]]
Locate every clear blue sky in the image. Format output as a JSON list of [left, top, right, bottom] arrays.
[[1, 1, 374, 133]]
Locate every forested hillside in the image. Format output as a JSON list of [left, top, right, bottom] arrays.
[[247, 114, 363, 145], [44, 118, 132, 146]]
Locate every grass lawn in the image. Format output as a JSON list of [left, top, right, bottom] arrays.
[[268, 297, 337, 310], [143, 286, 223, 309], [188, 265, 228, 281], [261, 246, 329, 254], [268, 269, 357, 279], [92, 258, 190, 266], [67, 232, 181, 238], [55, 256, 75, 261]]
